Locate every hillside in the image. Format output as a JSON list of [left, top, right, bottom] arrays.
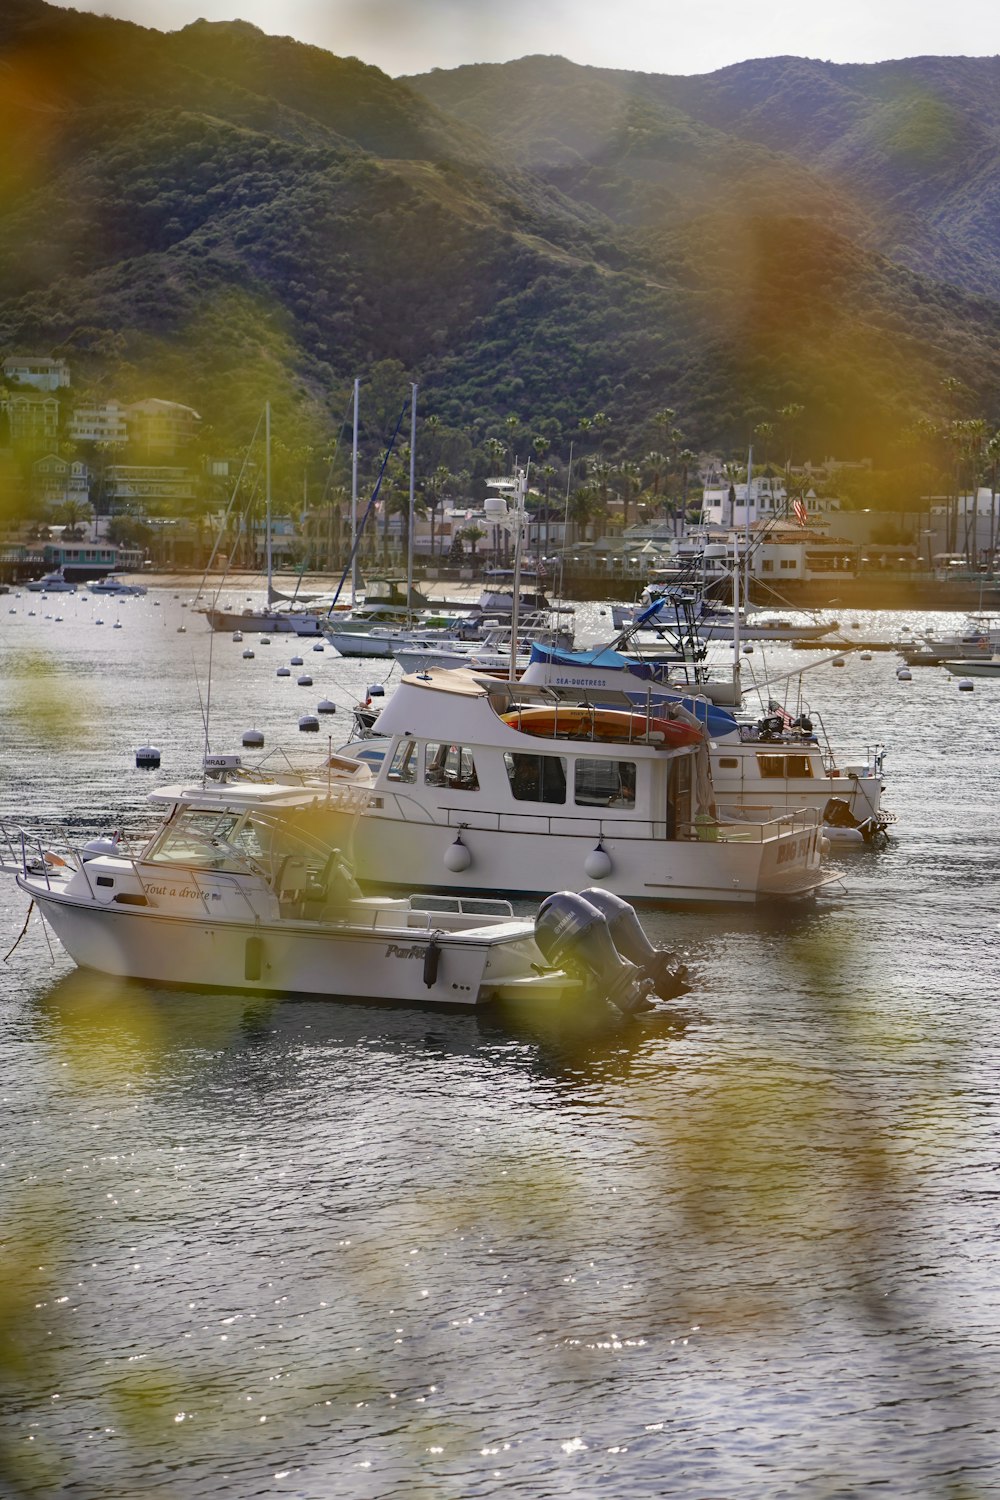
[[0, 1, 998, 480]]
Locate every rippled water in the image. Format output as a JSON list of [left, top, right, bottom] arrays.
[[1, 589, 999, 1498]]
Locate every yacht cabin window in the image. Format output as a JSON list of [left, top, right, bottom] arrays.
[[387, 739, 418, 783], [424, 742, 479, 791], [504, 752, 567, 804], [757, 753, 814, 779], [574, 758, 636, 808]]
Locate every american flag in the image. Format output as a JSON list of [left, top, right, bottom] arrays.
[[793, 497, 808, 527]]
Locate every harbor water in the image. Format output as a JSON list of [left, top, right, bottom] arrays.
[[1, 590, 999, 1498]]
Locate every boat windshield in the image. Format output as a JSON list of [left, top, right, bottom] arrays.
[[143, 809, 267, 871], [142, 804, 340, 875]]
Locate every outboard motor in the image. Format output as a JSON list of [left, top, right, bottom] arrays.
[[534, 891, 652, 1016], [821, 796, 861, 829], [581, 887, 689, 1000]]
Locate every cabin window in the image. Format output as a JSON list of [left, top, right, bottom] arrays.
[[717, 756, 740, 770], [504, 751, 566, 804], [784, 754, 813, 778], [575, 758, 636, 808], [757, 754, 787, 779], [387, 739, 418, 784], [424, 741, 479, 791]]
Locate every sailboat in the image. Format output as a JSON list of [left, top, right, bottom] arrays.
[[199, 405, 329, 636]]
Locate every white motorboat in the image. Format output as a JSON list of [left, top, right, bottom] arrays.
[[900, 624, 1000, 666], [320, 668, 833, 905], [394, 618, 575, 675], [4, 765, 685, 1013], [942, 656, 1000, 677], [25, 569, 77, 593], [87, 574, 148, 596]]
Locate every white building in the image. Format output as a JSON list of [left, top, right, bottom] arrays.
[[67, 399, 129, 447], [699, 475, 839, 530], [2, 356, 71, 391]]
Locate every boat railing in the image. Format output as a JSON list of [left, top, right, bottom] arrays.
[[682, 807, 821, 844]]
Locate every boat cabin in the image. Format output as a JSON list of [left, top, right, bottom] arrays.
[[369, 669, 713, 840]]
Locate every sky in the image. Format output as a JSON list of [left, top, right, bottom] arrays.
[[46, 0, 1000, 78]]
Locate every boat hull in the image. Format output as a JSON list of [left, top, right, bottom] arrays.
[[348, 809, 829, 905], [204, 609, 323, 635], [21, 883, 549, 1008]]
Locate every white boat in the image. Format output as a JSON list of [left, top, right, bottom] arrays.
[[520, 644, 891, 843], [394, 618, 575, 675], [4, 766, 684, 1014], [25, 569, 77, 593], [901, 624, 1000, 666], [87, 574, 148, 596], [942, 656, 1000, 677], [615, 602, 837, 641], [323, 667, 833, 905], [325, 613, 484, 660], [202, 602, 326, 636]]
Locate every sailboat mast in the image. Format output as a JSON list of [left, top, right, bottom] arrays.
[[407, 382, 417, 620], [744, 443, 753, 613], [351, 378, 359, 605], [265, 400, 273, 603], [509, 465, 528, 684]]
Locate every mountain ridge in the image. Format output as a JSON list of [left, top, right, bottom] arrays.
[[0, 3, 997, 475]]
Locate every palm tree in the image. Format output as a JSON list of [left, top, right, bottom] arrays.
[[616, 459, 642, 529], [643, 451, 667, 502], [676, 449, 698, 527], [985, 431, 1000, 570], [423, 464, 453, 560], [483, 436, 506, 473], [459, 524, 486, 563], [568, 487, 598, 545]]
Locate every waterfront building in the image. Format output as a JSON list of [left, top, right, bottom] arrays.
[[699, 475, 840, 530], [105, 464, 197, 509]]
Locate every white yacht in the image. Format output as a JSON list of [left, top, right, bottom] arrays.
[[5, 765, 682, 1013], [520, 645, 890, 843], [87, 574, 148, 596], [328, 668, 833, 905], [25, 569, 77, 593]]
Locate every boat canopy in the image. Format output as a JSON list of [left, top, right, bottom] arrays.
[[525, 644, 739, 739]]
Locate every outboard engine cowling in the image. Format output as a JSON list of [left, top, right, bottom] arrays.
[[580, 887, 689, 1000], [535, 891, 652, 1016], [821, 796, 860, 829]]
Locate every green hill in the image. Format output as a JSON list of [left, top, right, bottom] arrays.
[[1, 1, 998, 477]]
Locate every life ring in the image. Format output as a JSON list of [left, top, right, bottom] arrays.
[[500, 705, 702, 748]]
